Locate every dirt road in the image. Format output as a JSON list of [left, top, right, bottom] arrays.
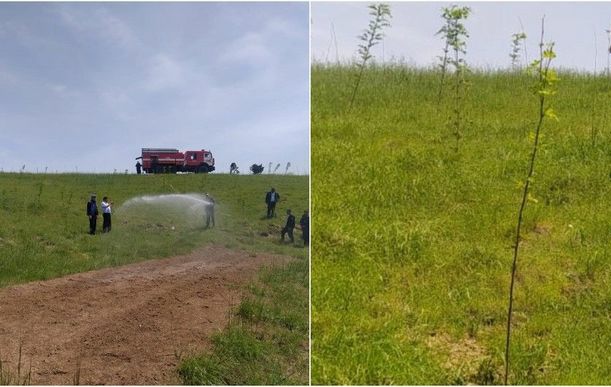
[[0, 245, 288, 385]]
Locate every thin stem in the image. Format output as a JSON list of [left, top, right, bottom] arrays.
[[437, 40, 450, 102], [453, 49, 462, 151], [348, 5, 389, 111], [519, 18, 528, 64], [348, 62, 366, 112], [504, 16, 550, 385]]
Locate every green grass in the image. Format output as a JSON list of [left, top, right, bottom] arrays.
[[0, 173, 308, 287], [178, 257, 308, 385], [0, 172, 309, 385], [312, 64, 611, 384]]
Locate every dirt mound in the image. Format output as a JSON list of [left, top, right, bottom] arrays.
[[0, 245, 289, 385], [426, 331, 500, 384]]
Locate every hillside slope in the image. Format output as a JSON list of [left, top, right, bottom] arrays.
[[312, 66, 611, 384], [0, 173, 308, 286]]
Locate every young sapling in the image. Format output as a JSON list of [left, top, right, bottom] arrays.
[[436, 5, 471, 102], [606, 25, 611, 77], [510, 32, 527, 70], [504, 17, 559, 385], [348, 3, 392, 111]]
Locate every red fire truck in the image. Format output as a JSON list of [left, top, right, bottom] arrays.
[[136, 148, 215, 173]]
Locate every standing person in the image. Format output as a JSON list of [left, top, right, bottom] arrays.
[[86, 194, 99, 235], [101, 196, 112, 233], [204, 193, 215, 229], [265, 187, 280, 218], [281, 209, 296, 243], [135, 161, 142, 174], [299, 210, 309, 247]]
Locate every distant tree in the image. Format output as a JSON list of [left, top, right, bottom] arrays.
[[250, 164, 265, 175]]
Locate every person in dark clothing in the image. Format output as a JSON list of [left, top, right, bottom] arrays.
[[86, 194, 99, 235], [204, 193, 215, 229], [299, 210, 309, 247], [135, 161, 142, 174], [265, 187, 280, 218], [281, 209, 296, 243]]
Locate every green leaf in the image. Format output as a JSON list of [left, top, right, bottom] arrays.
[[544, 107, 559, 121], [546, 69, 559, 82], [543, 49, 556, 59], [527, 193, 539, 204]]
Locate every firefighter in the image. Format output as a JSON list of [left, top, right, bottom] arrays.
[[86, 194, 99, 235], [265, 187, 280, 218], [299, 210, 309, 247], [135, 161, 142, 174], [101, 196, 112, 233], [204, 193, 215, 229], [281, 209, 295, 243]]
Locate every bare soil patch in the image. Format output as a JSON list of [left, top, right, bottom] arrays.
[[0, 245, 289, 385]]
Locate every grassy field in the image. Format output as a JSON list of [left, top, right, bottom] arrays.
[[312, 65, 611, 384], [178, 256, 308, 385], [0, 173, 308, 286], [0, 172, 308, 384]]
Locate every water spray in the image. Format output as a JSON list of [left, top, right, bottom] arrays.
[[118, 193, 215, 230]]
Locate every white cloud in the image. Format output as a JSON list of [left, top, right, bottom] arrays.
[[143, 53, 186, 91], [57, 5, 141, 50], [0, 66, 18, 86], [219, 32, 271, 64]]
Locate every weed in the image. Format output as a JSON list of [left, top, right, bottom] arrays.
[[0, 344, 32, 385], [474, 357, 500, 385], [73, 356, 82, 385]]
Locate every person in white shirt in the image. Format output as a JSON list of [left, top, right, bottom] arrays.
[[101, 196, 112, 233]]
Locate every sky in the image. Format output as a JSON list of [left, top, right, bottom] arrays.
[[312, 2, 611, 72], [0, 2, 309, 174]]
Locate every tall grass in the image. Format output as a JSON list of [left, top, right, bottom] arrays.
[[312, 64, 611, 384]]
